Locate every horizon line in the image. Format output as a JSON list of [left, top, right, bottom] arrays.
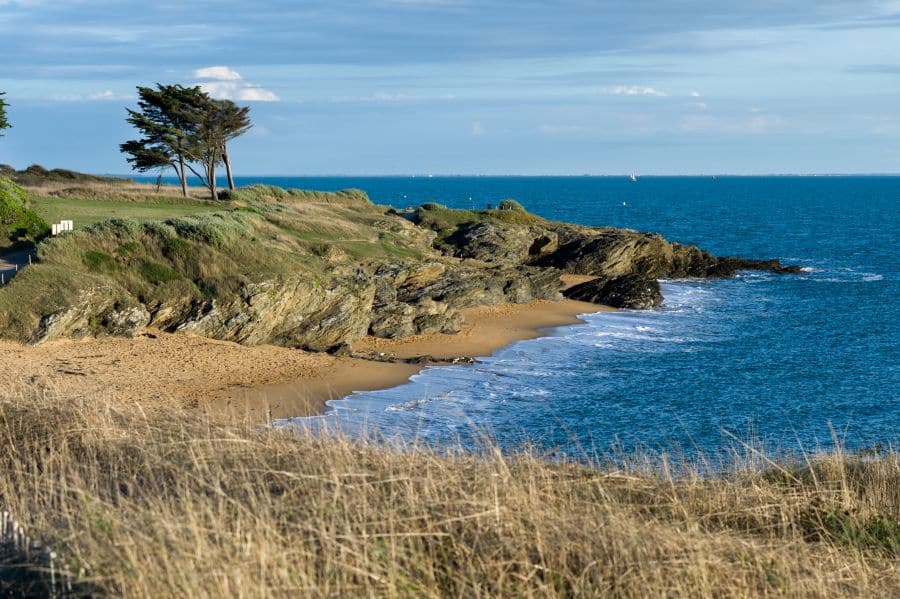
[[112, 172, 900, 178]]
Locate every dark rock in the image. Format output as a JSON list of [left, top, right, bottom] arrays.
[[536, 226, 802, 280], [368, 262, 562, 339], [711, 256, 804, 276], [326, 343, 353, 357], [775, 265, 805, 274], [444, 221, 558, 265], [564, 274, 663, 310], [535, 230, 681, 277]]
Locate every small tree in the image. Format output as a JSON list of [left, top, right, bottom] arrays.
[[120, 84, 209, 197], [121, 85, 252, 200], [214, 99, 252, 191], [0, 92, 10, 138]]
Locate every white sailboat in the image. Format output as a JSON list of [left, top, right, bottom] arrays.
[[629, 172, 637, 182]]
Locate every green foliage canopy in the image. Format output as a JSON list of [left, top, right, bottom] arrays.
[[0, 177, 50, 246], [120, 85, 252, 200]]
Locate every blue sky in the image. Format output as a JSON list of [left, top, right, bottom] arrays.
[[1, 0, 899, 175]]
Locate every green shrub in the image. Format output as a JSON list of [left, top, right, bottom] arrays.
[[0, 177, 51, 244], [141, 221, 177, 241], [228, 184, 289, 202], [164, 237, 194, 260], [115, 242, 142, 256], [498, 199, 525, 211], [87, 218, 141, 240], [139, 259, 181, 284], [82, 251, 118, 273], [166, 216, 228, 248]]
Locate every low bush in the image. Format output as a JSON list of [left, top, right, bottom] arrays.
[[0, 177, 50, 245]]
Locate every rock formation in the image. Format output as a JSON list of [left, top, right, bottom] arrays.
[[563, 274, 663, 310]]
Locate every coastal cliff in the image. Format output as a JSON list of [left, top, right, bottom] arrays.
[[0, 181, 798, 350]]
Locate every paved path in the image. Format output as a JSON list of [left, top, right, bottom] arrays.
[[0, 244, 36, 284]]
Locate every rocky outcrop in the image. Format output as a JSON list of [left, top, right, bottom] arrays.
[[533, 230, 708, 277], [368, 262, 563, 338], [170, 273, 376, 352], [32, 286, 150, 343], [444, 222, 558, 266], [534, 228, 799, 279], [710, 257, 805, 276], [28, 262, 565, 349], [564, 274, 663, 310], [31, 274, 375, 352]]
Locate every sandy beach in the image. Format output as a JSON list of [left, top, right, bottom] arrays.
[[1, 284, 611, 422]]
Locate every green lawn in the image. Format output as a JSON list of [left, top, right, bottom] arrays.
[[29, 195, 223, 230]]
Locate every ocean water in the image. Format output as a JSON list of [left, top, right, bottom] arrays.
[[148, 175, 900, 458]]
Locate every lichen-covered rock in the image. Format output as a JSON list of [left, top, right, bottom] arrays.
[[564, 274, 663, 310], [31, 285, 148, 343], [172, 274, 376, 352], [105, 304, 151, 335]]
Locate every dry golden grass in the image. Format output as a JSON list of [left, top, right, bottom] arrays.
[[0, 386, 896, 597]]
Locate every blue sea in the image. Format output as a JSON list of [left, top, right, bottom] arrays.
[[148, 175, 900, 458]]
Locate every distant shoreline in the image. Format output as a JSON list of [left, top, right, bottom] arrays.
[[125, 173, 900, 180]]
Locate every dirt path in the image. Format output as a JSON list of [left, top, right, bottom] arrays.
[[0, 243, 36, 284]]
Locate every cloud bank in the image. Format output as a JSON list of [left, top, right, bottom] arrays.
[[193, 66, 279, 102]]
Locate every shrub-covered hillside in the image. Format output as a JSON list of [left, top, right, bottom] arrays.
[[0, 177, 49, 247]]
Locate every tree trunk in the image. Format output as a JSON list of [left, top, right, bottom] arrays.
[[178, 154, 188, 197], [208, 160, 218, 201], [223, 144, 236, 190]]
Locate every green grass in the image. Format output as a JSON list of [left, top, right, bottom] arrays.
[[0, 182, 437, 342], [411, 201, 545, 244], [28, 195, 223, 231]]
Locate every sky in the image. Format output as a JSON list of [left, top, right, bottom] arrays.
[[1, 0, 899, 175]]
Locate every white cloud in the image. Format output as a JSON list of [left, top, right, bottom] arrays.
[[690, 90, 701, 97], [471, 121, 484, 137], [193, 66, 242, 81], [194, 65, 279, 102], [88, 90, 115, 100], [52, 89, 130, 102], [610, 86, 667, 97]]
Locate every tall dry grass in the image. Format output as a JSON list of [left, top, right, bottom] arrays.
[[0, 386, 896, 597]]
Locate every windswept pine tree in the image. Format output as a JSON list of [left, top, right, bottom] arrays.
[[120, 85, 251, 200], [213, 99, 252, 191]]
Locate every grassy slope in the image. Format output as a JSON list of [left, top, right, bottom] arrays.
[[0, 390, 896, 597], [28, 194, 223, 229], [0, 184, 435, 339]]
